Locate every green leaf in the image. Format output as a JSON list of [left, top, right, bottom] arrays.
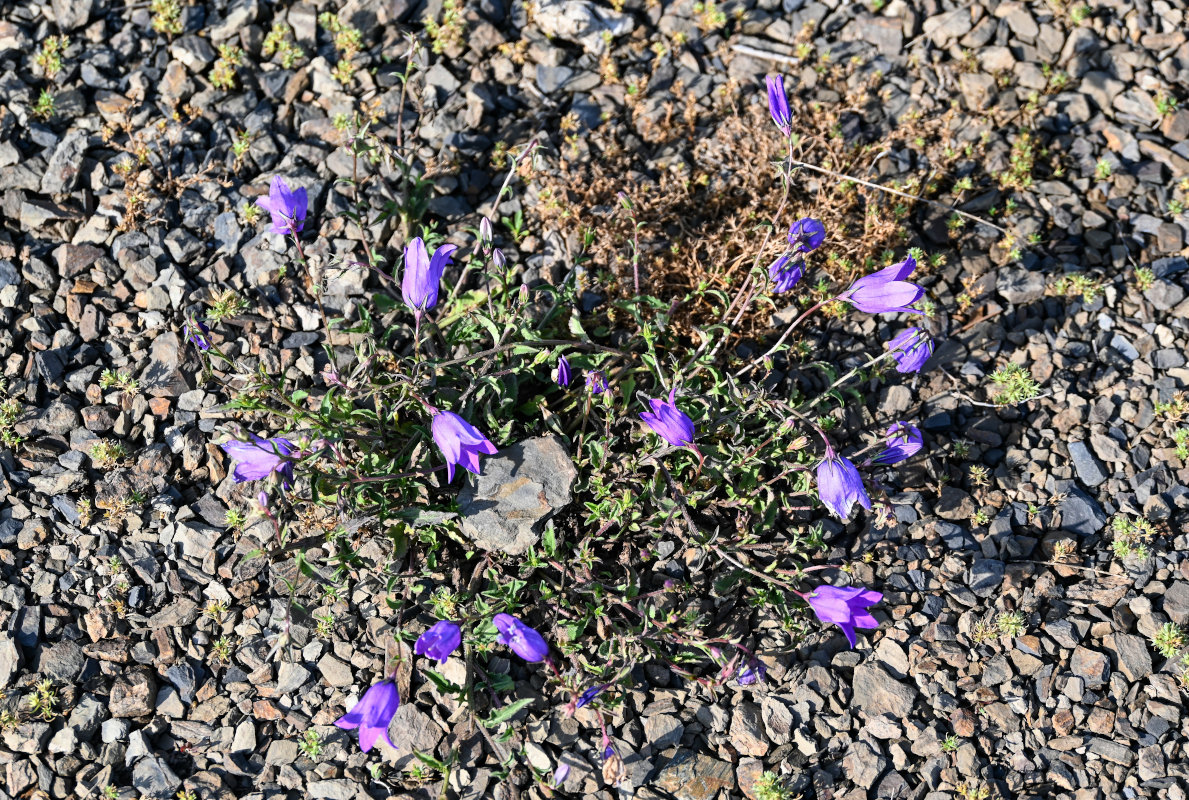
[[413, 750, 449, 772], [568, 313, 590, 342], [422, 668, 463, 696], [483, 697, 534, 727]]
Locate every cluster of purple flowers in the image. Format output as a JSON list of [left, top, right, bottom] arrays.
[[336, 613, 548, 752], [769, 217, 826, 293]]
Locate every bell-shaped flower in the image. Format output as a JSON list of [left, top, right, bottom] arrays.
[[334, 677, 401, 752], [183, 318, 211, 351], [805, 585, 883, 648], [640, 387, 696, 449], [221, 434, 295, 488], [493, 613, 550, 662], [415, 621, 462, 663], [766, 75, 791, 136], [787, 217, 825, 253], [401, 237, 459, 319], [843, 255, 923, 314], [885, 327, 934, 373], [816, 454, 871, 520], [255, 176, 308, 236], [586, 371, 607, 394], [872, 422, 923, 466], [431, 411, 498, 483], [556, 355, 572, 388], [768, 254, 804, 293], [575, 683, 611, 709], [736, 655, 767, 686]]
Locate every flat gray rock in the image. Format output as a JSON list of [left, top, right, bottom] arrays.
[[458, 435, 578, 555]]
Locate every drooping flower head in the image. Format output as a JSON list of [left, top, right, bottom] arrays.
[[401, 237, 459, 319], [872, 422, 923, 466], [575, 683, 611, 709], [885, 327, 934, 373], [768, 218, 824, 293], [255, 176, 308, 236], [816, 454, 871, 521], [766, 75, 791, 136], [787, 217, 826, 254], [586, 371, 607, 394], [639, 387, 697, 449], [768, 254, 804, 293], [183, 318, 211, 351], [552, 763, 571, 789], [493, 613, 550, 662], [737, 655, 767, 686], [221, 434, 296, 488], [842, 255, 924, 314], [431, 411, 498, 483], [415, 620, 462, 663], [556, 355, 572, 388], [334, 678, 400, 752], [804, 585, 883, 648]]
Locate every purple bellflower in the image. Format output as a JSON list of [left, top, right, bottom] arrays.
[[183, 318, 211, 351], [842, 255, 924, 314], [586, 371, 607, 394], [737, 656, 767, 686], [816, 453, 871, 520], [766, 75, 791, 136], [805, 585, 883, 648], [639, 387, 697, 449], [492, 248, 507, 269], [576, 683, 611, 709], [415, 621, 462, 662], [255, 176, 308, 236], [556, 355, 572, 388], [885, 327, 934, 373], [402, 237, 459, 320], [493, 613, 550, 662], [221, 434, 296, 488], [872, 422, 923, 466], [552, 763, 571, 789], [431, 411, 498, 483], [788, 217, 826, 253], [768, 254, 804, 293], [334, 678, 400, 752]]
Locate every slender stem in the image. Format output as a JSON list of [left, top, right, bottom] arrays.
[[787, 158, 1008, 235], [801, 350, 897, 411], [734, 298, 829, 380], [291, 232, 333, 343]]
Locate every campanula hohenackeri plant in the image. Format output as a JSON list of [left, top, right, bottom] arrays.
[[256, 175, 307, 236], [431, 411, 498, 483], [221, 434, 295, 488], [334, 678, 400, 752], [187, 114, 946, 769], [804, 585, 883, 648], [886, 327, 935, 373]]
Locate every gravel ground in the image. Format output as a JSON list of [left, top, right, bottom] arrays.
[[2, 0, 1189, 798]]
